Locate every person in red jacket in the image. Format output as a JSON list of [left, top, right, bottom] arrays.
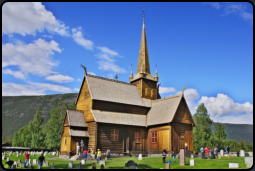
[[25, 151, 30, 167], [205, 147, 208, 154]]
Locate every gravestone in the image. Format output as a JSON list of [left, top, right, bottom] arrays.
[[165, 163, 170, 169], [248, 152, 253, 156], [77, 163, 81, 169], [240, 150, 245, 157], [99, 161, 105, 166], [190, 159, 195, 166], [68, 161, 73, 169], [198, 153, 205, 159], [28, 159, 31, 164], [20, 162, 26, 168], [18, 159, 21, 163], [81, 159, 86, 165], [106, 149, 111, 159], [51, 162, 55, 169], [2, 156, 5, 160], [9, 153, 11, 156], [125, 160, 137, 167], [246, 159, 253, 168], [130, 166, 138, 169], [191, 154, 194, 159], [244, 157, 253, 164], [44, 161, 49, 166], [180, 149, 185, 165], [14, 161, 17, 166], [138, 154, 143, 160], [220, 150, 224, 157], [229, 163, 239, 168], [7, 157, 10, 161], [33, 159, 37, 164]]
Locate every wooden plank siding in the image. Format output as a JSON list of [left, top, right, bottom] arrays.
[[172, 98, 194, 125], [76, 78, 95, 123], [60, 136, 71, 155], [147, 125, 171, 153], [87, 122, 97, 153], [141, 79, 157, 100], [93, 100, 150, 115], [63, 114, 69, 126], [131, 79, 142, 96]]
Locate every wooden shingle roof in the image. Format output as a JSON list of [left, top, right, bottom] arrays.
[[147, 94, 183, 126], [67, 109, 88, 127], [70, 130, 89, 137], [91, 110, 147, 127], [86, 75, 151, 107]]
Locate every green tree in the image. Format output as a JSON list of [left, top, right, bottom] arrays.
[[214, 122, 226, 149], [12, 132, 19, 147], [239, 138, 246, 151], [193, 103, 213, 152], [245, 140, 253, 151], [2, 134, 7, 143]]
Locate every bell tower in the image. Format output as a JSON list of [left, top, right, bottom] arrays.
[[130, 11, 159, 100]]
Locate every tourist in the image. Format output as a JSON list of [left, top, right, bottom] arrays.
[[76, 142, 80, 155], [226, 146, 230, 154], [207, 146, 211, 156], [83, 148, 88, 160], [92, 163, 96, 169], [25, 151, 30, 167], [97, 149, 101, 163], [185, 143, 188, 152], [172, 148, 176, 163], [162, 149, 167, 163], [205, 146, 208, 154], [80, 140, 84, 152], [38, 153, 45, 169], [200, 146, 204, 153], [5, 160, 14, 169], [214, 146, 218, 158]]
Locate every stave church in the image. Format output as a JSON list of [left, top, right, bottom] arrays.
[[60, 14, 195, 156]]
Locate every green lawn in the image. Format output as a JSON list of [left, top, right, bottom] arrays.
[[1, 153, 249, 169]]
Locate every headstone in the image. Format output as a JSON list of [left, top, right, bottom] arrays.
[[138, 154, 143, 160], [248, 152, 253, 156], [101, 164, 105, 169], [20, 162, 26, 168], [240, 150, 245, 157], [190, 159, 195, 166], [180, 149, 185, 165], [33, 159, 37, 164], [14, 161, 17, 165], [229, 163, 239, 168], [125, 160, 137, 167], [16, 153, 19, 157], [245, 157, 253, 164], [2, 156, 5, 160], [44, 161, 49, 166], [18, 159, 21, 163], [246, 159, 253, 168], [28, 159, 31, 164], [7, 157, 10, 161], [68, 161, 73, 169], [99, 161, 105, 166], [165, 163, 170, 169], [81, 159, 86, 165], [130, 166, 137, 169], [191, 154, 194, 159], [51, 162, 55, 169], [198, 153, 205, 159], [220, 150, 224, 157], [77, 163, 81, 169], [9, 153, 11, 156]]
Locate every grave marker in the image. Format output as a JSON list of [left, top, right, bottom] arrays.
[[245, 157, 253, 164], [246, 159, 253, 168], [125, 160, 137, 168], [229, 163, 239, 168], [248, 152, 253, 156], [138, 154, 143, 160], [33, 159, 37, 164], [220, 150, 224, 157], [190, 159, 195, 166], [191, 155, 194, 159], [18, 159, 21, 163], [68, 161, 73, 169], [165, 163, 170, 169], [44, 161, 49, 166], [77, 163, 81, 169], [51, 162, 55, 169], [20, 162, 26, 168], [7, 157, 10, 161], [180, 149, 185, 165], [81, 159, 86, 165], [240, 150, 245, 157], [2, 156, 5, 160], [99, 161, 105, 166]]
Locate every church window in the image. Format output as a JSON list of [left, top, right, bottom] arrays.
[[151, 131, 157, 143], [111, 129, 119, 141], [135, 132, 141, 143]]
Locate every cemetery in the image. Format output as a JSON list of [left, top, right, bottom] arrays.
[[1, 151, 252, 169]]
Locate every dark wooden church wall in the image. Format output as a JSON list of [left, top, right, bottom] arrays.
[[93, 100, 150, 115], [141, 79, 157, 100], [172, 97, 193, 124]]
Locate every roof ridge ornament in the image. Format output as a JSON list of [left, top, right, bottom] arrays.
[[182, 84, 188, 96], [81, 64, 87, 76]]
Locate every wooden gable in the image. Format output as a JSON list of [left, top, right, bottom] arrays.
[[76, 76, 95, 122], [63, 113, 69, 126], [172, 96, 195, 125]]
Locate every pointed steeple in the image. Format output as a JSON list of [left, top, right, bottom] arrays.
[[129, 64, 133, 82], [130, 11, 157, 83], [155, 64, 158, 82]]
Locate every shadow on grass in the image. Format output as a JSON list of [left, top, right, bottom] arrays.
[[108, 164, 153, 169]]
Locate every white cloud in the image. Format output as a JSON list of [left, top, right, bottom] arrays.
[[159, 87, 176, 94], [42, 35, 53, 39], [2, 69, 27, 80], [97, 46, 120, 56], [98, 61, 126, 73], [211, 113, 253, 125], [72, 27, 93, 50], [44, 74, 74, 83], [2, 38, 61, 76], [77, 78, 82, 81], [107, 73, 114, 79], [207, 2, 221, 9], [198, 93, 253, 117], [2, 82, 73, 96], [2, 2, 69, 36], [73, 88, 79, 92], [87, 72, 96, 75], [95, 53, 115, 62]]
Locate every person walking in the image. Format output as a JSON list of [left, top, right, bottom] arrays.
[[185, 143, 188, 152], [200, 146, 204, 153], [80, 140, 84, 153], [25, 151, 30, 167], [162, 149, 167, 163], [227, 146, 230, 154], [214, 146, 218, 158], [172, 148, 177, 163], [38, 153, 45, 169], [205, 146, 208, 154], [76, 142, 80, 155], [83, 148, 88, 160], [97, 149, 101, 163]]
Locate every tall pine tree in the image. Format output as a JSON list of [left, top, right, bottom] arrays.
[[214, 122, 226, 149], [193, 103, 213, 152], [30, 109, 45, 148]]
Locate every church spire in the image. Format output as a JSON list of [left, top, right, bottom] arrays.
[[129, 64, 133, 82], [155, 64, 158, 82]]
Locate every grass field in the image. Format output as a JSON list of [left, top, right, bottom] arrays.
[[1, 153, 250, 169]]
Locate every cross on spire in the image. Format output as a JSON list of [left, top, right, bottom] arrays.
[[143, 10, 145, 24]]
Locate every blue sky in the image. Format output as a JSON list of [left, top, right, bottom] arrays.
[[2, 2, 253, 124]]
